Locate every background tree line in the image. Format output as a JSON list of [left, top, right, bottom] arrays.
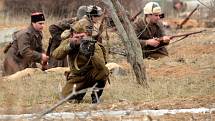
[[2, 0, 144, 18]]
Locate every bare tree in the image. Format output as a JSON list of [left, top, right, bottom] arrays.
[[102, 0, 148, 87]]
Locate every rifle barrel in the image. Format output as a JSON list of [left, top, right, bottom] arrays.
[[130, 9, 142, 22], [171, 30, 205, 39]]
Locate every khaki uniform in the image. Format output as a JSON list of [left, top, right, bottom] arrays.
[[60, 16, 103, 43], [52, 38, 109, 103], [134, 17, 169, 59], [3, 25, 44, 75], [47, 18, 77, 68]]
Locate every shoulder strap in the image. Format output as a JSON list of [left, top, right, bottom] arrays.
[[97, 42, 107, 64]]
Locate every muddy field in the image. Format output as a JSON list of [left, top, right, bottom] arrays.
[[0, 19, 214, 121]]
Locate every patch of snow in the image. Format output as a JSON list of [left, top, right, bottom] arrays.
[[0, 108, 214, 120]]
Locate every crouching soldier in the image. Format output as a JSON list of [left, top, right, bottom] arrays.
[[52, 17, 109, 103], [47, 5, 103, 68], [134, 2, 171, 59], [3, 12, 49, 76]]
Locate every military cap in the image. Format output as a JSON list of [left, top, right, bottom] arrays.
[[31, 12, 45, 23], [143, 2, 161, 15]]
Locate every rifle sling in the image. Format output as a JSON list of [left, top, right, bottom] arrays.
[[74, 51, 92, 71]]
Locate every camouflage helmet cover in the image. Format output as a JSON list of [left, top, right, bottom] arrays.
[[71, 16, 92, 33]]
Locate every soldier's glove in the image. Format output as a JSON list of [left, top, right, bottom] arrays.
[[79, 38, 96, 57]]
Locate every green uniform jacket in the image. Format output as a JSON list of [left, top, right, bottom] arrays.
[[52, 39, 109, 97]]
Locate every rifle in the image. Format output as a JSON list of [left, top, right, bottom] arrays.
[[93, 9, 107, 41], [110, 30, 205, 56], [79, 38, 96, 56], [130, 9, 143, 22], [130, 9, 164, 22], [156, 30, 205, 42], [177, 4, 200, 29]]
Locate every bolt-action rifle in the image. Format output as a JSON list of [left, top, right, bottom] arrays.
[[130, 9, 164, 22], [130, 9, 143, 22], [177, 4, 200, 29], [93, 9, 107, 41], [110, 30, 205, 56], [155, 30, 205, 42]]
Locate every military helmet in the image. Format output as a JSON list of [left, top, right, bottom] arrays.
[[77, 5, 103, 20], [71, 16, 92, 33], [143, 2, 161, 15]]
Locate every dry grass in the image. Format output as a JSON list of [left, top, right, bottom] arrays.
[[0, 16, 214, 121]]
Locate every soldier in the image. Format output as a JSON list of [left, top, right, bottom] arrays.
[[3, 12, 49, 76], [47, 18, 76, 68], [172, 0, 188, 18], [52, 17, 109, 103], [60, 5, 104, 43], [134, 2, 171, 59], [47, 5, 103, 68]]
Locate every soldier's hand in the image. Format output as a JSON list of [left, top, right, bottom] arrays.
[[70, 32, 87, 45], [146, 39, 160, 47], [162, 35, 171, 43], [41, 53, 49, 63], [70, 37, 80, 45]]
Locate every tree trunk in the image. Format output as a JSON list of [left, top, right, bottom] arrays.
[[102, 0, 148, 87]]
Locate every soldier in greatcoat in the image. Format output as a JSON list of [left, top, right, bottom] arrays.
[[3, 12, 49, 76]]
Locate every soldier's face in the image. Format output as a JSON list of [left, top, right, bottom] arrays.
[[73, 32, 87, 39], [32, 21, 45, 32], [148, 13, 161, 23]]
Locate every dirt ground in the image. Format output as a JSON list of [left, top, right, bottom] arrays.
[[0, 20, 214, 121]]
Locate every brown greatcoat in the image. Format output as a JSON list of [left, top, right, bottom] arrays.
[[52, 38, 109, 101], [47, 17, 77, 68], [134, 17, 169, 59], [3, 25, 44, 76]]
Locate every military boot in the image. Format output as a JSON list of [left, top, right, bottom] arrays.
[[91, 80, 106, 103]]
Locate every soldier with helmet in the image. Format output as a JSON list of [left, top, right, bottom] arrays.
[[52, 17, 109, 103], [134, 2, 171, 59], [47, 5, 103, 68]]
